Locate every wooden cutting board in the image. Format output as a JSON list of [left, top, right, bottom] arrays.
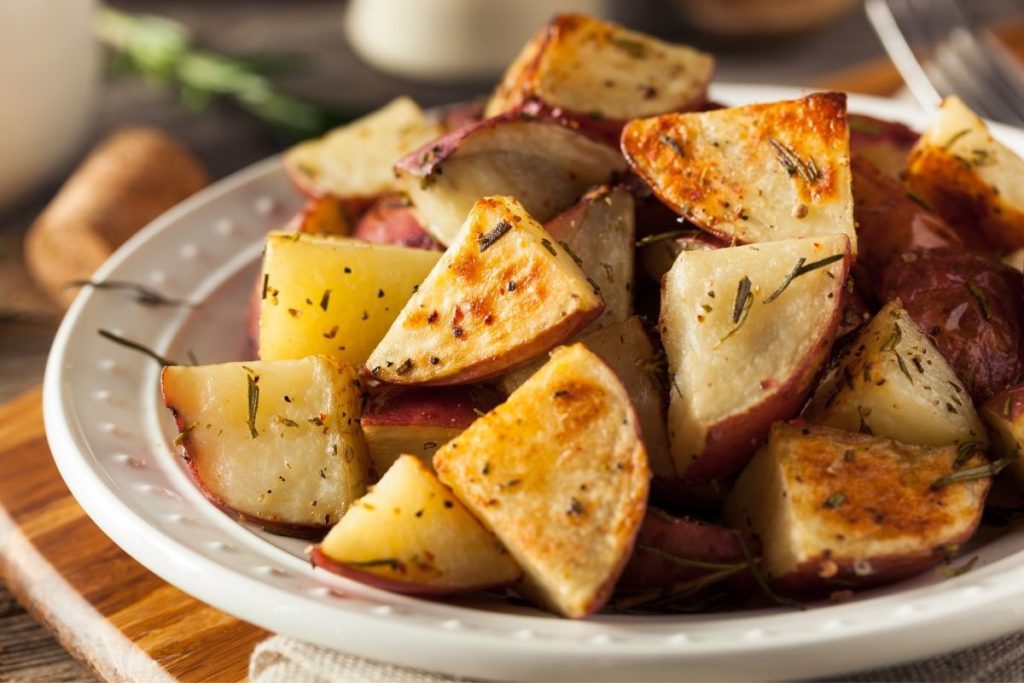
[[0, 388, 268, 682]]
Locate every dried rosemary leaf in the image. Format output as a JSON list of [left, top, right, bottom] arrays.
[[478, 220, 512, 252]]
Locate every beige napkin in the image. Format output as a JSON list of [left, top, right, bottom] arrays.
[[250, 632, 1024, 682]]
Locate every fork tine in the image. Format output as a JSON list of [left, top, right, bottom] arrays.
[[865, 0, 942, 109], [939, 29, 1024, 125]]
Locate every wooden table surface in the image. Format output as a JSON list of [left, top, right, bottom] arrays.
[[0, 0, 976, 679]]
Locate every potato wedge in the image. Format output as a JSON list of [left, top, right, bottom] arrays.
[[395, 114, 626, 245], [980, 385, 1024, 489], [544, 185, 636, 329], [498, 317, 673, 479], [805, 300, 987, 447], [162, 356, 372, 534], [313, 455, 520, 594], [259, 231, 440, 365], [361, 385, 500, 475], [878, 250, 1024, 404], [622, 93, 856, 253], [906, 96, 1024, 250], [661, 234, 850, 481], [485, 14, 713, 143], [723, 422, 990, 595], [433, 344, 649, 618], [365, 196, 604, 385], [284, 96, 442, 202]]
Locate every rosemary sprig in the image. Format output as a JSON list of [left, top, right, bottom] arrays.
[[635, 229, 698, 248], [96, 7, 358, 140], [659, 133, 686, 159], [966, 282, 992, 321], [636, 544, 748, 572], [769, 138, 821, 184], [98, 328, 178, 366], [65, 279, 192, 307], [734, 532, 805, 610], [478, 220, 512, 252], [931, 451, 1019, 489], [246, 371, 260, 439], [763, 254, 844, 304], [717, 276, 753, 346]]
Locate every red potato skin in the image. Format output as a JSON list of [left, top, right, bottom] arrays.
[[879, 249, 1024, 403], [848, 113, 919, 179], [353, 195, 442, 250], [675, 243, 853, 483], [361, 385, 500, 429], [438, 99, 485, 133], [852, 155, 963, 279], [310, 546, 515, 596]]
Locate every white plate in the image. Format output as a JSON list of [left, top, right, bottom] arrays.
[[44, 85, 1024, 682]]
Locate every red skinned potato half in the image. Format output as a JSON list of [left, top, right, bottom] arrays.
[[851, 155, 962, 280], [847, 113, 919, 179], [433, 344, 649, 618], [394, 113, 627, 245], [878, 249, 1024, 404], [353, 194, 441, 250], [162, 356, 373, 536], [980, 385, 1024, 489], [365, 196, 604, 386], [485, 13, 713, 144], [313, 455, 521, 595], [661, 234, 851, 481], [723, 422, 991, 597], [905, 96, 1024, 251], [622, 92, 856, 253]]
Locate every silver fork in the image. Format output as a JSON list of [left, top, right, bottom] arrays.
[[866, 0, 1024, 125]]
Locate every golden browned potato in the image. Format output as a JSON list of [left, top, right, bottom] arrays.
[[485, 13, 713, 143], [284, 96, 441, 204], [313, 455, 521, 595], [905, 96, 1024, 251], [162, 356, 372, 535], [622, 93, 856, 253], [805, 300, 988, 448], [723, 422, 991, 595], [661, 234, 851, 481], [365, 196, 604, 385], [433, 344, 649, 618]]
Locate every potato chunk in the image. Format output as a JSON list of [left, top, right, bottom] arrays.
[[259, 232, 440, 365], [365, 196, 604, 385], [433, 344, 649, 618], [723, 423, 990, 594], [285, 96, 442, 202], [805, 300, 987, 448], [980, 384, 1024, 489], [906, 96, 1024, 250], [622, 93, 856, 253], [162, 356, 372, 534], [661, 234, 850, 481], [313, 455, 521, 594]]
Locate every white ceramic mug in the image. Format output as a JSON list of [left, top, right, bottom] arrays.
[[0, 0, 99, 209]]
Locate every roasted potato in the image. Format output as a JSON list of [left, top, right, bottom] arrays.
[[622, 93, 857, 253], [394, 114, 627, 245], [365, 196, 604, 385], [352, 194, 441, 250], [485, 13, 713, 144], [878, 249, 1024, 403], [847, 113, 919, 179], [284, 97, 442, 205], [723, 422, 991, 596], [906, 96, 1024, 251], [313, 455, 521, 594], [806, 300, 987, 448], [258, 232, 440, 365], [661, 234, 851, 481], [162, 356, 372, 535], [980, 385, 1024, 489], [433, 344, 649, 618]]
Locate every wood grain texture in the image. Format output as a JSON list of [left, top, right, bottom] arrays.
[[0, 389, 268, 682]]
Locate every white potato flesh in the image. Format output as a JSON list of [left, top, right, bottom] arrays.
[[318, 455, 521, 592], [805, 300, 988, 448], [433, 344, 649, 618], [545, 185, 635, 330], [162, 356, 372, 530], [395, 116, 627, 245], [259, 231, 440, 365], [723, 423, 989, 587], [906, 96, 1024, 250], [485, 13, 712, 121], [661, 234, 850, 480], [285, 96, 442, 199], [622, 93, 856, 253], [365, 196, 604, 385]]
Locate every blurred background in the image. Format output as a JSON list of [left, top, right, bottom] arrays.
[[0, 1, 1022, 680]]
